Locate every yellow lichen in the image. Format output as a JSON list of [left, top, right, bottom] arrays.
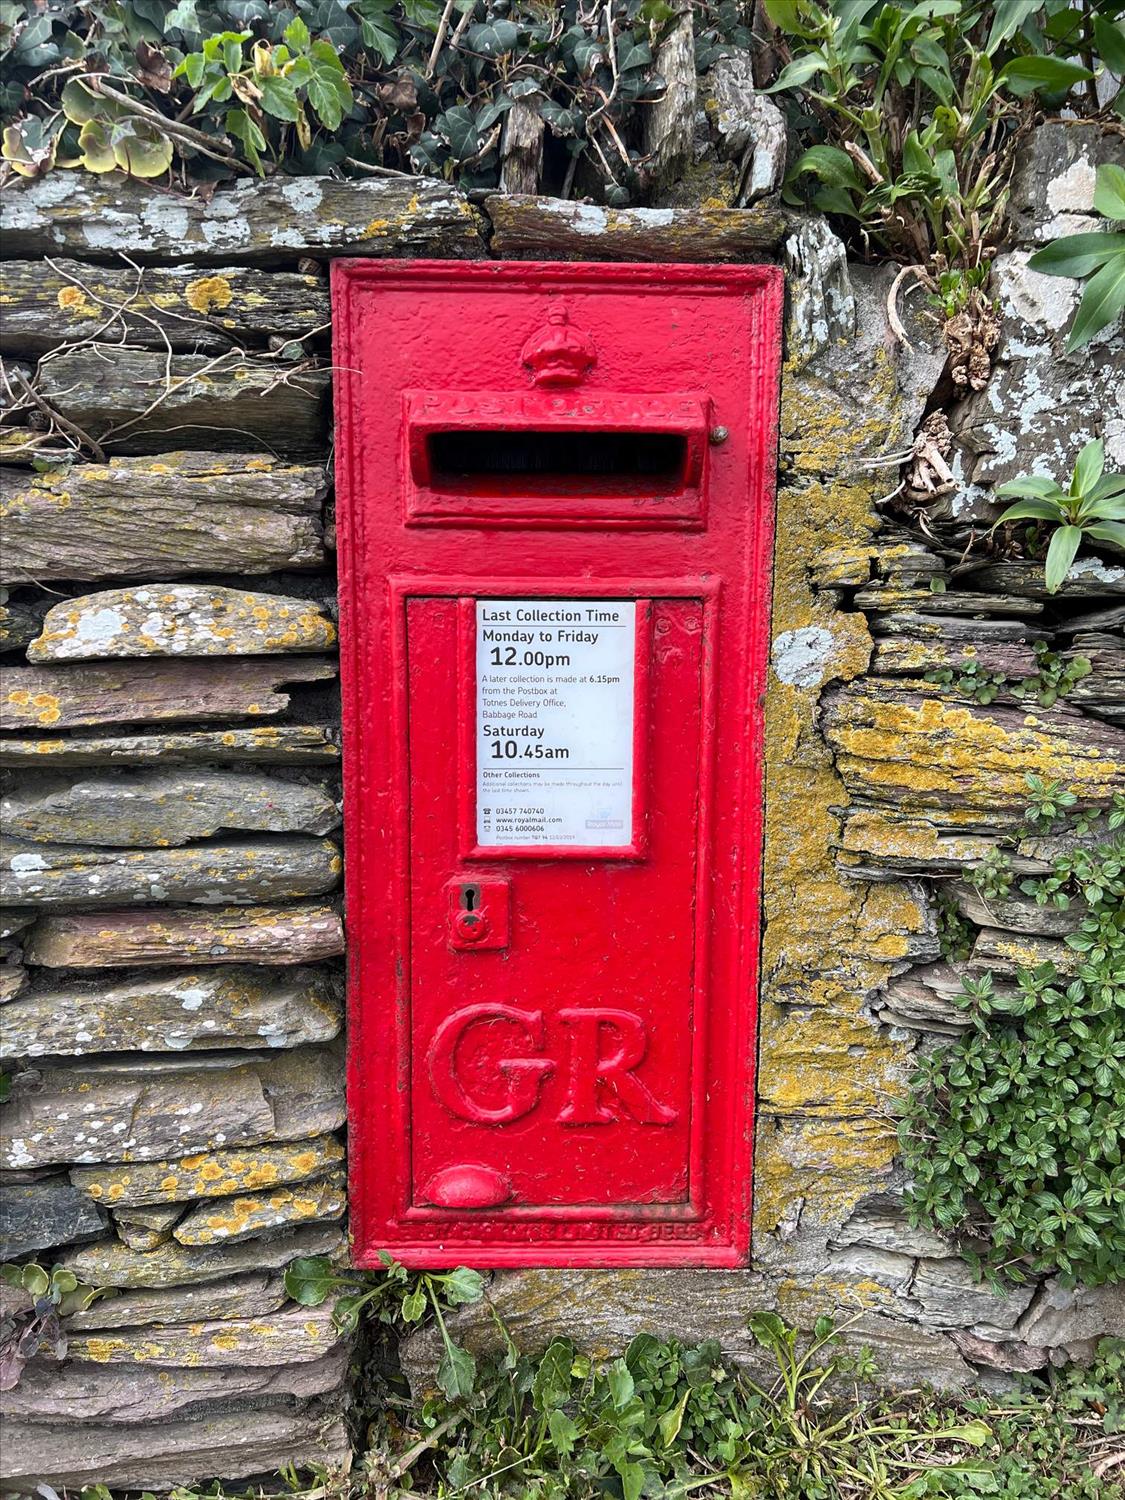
[[185, 275, 233, 315]]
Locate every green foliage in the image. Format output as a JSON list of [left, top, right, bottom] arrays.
[[0, 0, 723, 196], [937, 888, 975, 962], [283, 1250, 484, 1400], [966, 846, 1014, 902], [0, 1260, 100, 1390], [768, 1, 1122, 268], [902, 780, 1125, 1287], [402, 1314, 992, 1499], [992, 439, 1125, 594], [1029, 163, 1125, 352]]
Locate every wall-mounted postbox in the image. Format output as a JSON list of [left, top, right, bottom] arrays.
[[333, 261, 783, 1268]]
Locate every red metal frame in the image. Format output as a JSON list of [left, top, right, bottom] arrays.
[[332, 260, 784, 1268]]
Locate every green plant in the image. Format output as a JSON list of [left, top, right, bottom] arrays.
[[770, 1, 1121, 270], [0, 0, 698, 197], [936, 887, 975, 961], [902, 779, 1125, 1286], [0, 1261, 100, 1390], [991, 438, 1125, 593], [924, 654, 1008, 703], [397, 1314, 991, 1499], [1012, 642, 1092, 709], [1028, 161, 1125, 351], [967, 846, 1014, 902], [284, 1250, 484, 1399]]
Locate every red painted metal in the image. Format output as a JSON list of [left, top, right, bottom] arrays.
[[333, 261, 784, 1268]]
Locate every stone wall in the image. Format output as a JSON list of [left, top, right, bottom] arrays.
[[0, 115, 1122, 1492]]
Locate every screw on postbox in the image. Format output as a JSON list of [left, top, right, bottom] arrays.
[[332, 261, 783, 1268]]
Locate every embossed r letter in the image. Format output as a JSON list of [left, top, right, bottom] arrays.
[[556, 1008, 677, 1126]]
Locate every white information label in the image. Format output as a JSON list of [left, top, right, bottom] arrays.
[[476, 599, 636, 848]]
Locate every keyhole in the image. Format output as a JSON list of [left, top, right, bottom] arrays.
[[460, 883, 480, 912]]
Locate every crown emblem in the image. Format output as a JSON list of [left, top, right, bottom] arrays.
[[520, 306, 597, 387]]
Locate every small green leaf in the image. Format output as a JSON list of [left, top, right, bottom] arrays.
[[1093, 162, 1125, 223], [77, 118, 117, 174], [284, 15, 311, 51], [991, 496, 1065, 527], [1066, 252, 1125, 352], [766, 51, 829, 93], [788, 143, 862, 190], [441, 1265, 485, 1305], [401, 1285, 426, 1322], [547, 1408, 579, 1456], [533, 1338, 575, 1412], [606, 1357, 635, 1408], [1043, 524, 1084, 593], [259, 74, 301, 123], [283, 1255, 335, 1306], [437, 1339, 477, 1400], [1071, 438, 1105, 498]]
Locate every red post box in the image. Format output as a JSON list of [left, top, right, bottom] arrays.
[[333, 261, 783, 1267]]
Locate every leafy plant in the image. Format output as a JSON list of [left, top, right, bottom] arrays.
[[991, 438, 1125, 593], [0, 1261, 99, 1390], [1028, 161, 1125, 352], [770, 1, 1122, 270], [902, 779, 1125, 1286], [284, 1250, 484, 1400], [0, 0, 698, 197], [398, 1314, 991, 1499]]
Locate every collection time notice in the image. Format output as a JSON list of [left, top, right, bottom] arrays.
[[475, 599, 636, 848]]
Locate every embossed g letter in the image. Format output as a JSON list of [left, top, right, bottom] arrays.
[[427, 1004, 555, 1124]]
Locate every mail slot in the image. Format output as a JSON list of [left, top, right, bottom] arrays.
[[333, 261, 783, 1267]]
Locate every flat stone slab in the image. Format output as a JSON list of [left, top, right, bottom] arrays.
[[38, 347, 330, 459], [0, 725, 339, 767], [71, 1133, 346, 1208], [1, 452, 326, 584], [173, 1168, 346, 1246], [0, 260, 331, 355], [1, 1044, 344, 1167], [4, 1344, 345, 1422], [2, 767, 338, 846], [65, 1299, 343, 1368], [23, 901, 345, 966], [823, 684, 1125, 811], [1, 172, 482, 264], [1, 835, 341, 907], [0, 657, 336, 730], [486, 194, 785, 259], [59, 1222, 344, 1288], [65, 1271, 286, 1330], [28, 584, 336, 662], [3, 966, 341, 1058], [0, 1175, 108, 1258], [2, 1407, 350, 1493]]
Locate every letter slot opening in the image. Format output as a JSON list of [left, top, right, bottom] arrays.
[[427, 430, 688, 486], [404, 390, 711, 529]]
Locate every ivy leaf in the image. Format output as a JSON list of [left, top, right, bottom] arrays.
[[466, 20, 520, 56], [436, 103, 479, 161], [354, 1, 401, 66]]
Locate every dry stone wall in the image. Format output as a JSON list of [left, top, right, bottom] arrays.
[[0, 115, 1122, 1492]]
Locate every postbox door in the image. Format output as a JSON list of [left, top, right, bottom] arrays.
[[406, 593, 705, 1217]]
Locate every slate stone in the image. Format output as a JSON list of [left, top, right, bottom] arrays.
[[0, 1175, 108, 1258], [4, 1345, 346, 1423], [2, 965, 342, 1058], [1, 768, 339, 846], [173, 1169, 346, 1246], [65, 1300, 343, 1368], [23, 901, 345, 967], [0, 725, 339, 768], [59, 1222, 344, 1289], [1, 1045, 344, 1168], [910, 1257, 1036, 1332], [70, 1133, 345, 1209], [65, 1272, 287, 1331], [1, 835, 341, 909], [1016, 1279, 1125, 1348], [28, 583, 336, 662], [2, 1409, 351, 1493]]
